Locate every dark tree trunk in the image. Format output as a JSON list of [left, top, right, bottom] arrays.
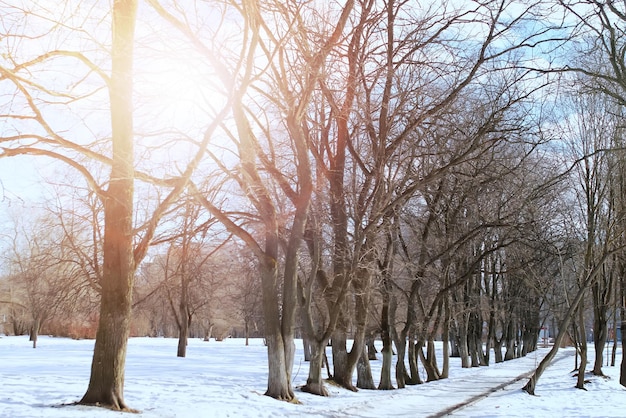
[[441, 295, 450, 378], [79, 1, 137, 410], [621, 303, 626, 387], [458, 315, 471, 367], [575, 304, 588, 390], [484, 315, 494, 366], [449, 323, 460, 357], [366, 337, 378, 360], [302, 338, 312, 361], [611, 304, 618, 367], [418, 340, 441, 382], [620, 252, 626, 387], [29, 317, 40, 349], [176, 284, 190, 357], [393, 337, 408, 388], [379, 285, 394, 390], [592, 282, 609, 376], [331, 270, 371, 392], [493, 334, 504, 363], [390, 294, 410, 388], [468, 316, 481, 367], [504, 320, 516, 361], [331, 328, 353, 390], [357, 344, 375, 390], [177, 312, 190, 358]]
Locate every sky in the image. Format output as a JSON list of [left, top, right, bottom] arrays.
[[0, 336, 624, 417]]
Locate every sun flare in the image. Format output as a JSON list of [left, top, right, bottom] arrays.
[[134, 47, 228, 130]]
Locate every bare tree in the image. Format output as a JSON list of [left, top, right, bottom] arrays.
[[228, 245, 263, 346], [147, 0, 355, 400], [0, 0, 230, 409], [554, 0, 626, 389]]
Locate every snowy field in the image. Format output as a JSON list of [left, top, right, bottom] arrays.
[[0, 336, 624, 417]]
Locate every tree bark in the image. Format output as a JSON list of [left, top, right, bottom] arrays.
[[331, 330, 353, 390], [458, 314, 471, 367], [394, 337, 408, 388], [419, 340, 441, 382], [331, 269, 371, 391], [441, 295, 450, 378], [504, 319, 516, 361], [378, 280, 394, 390], [176, 310, 189, 358], [260, 247, 294, 401], [615, 278, 626, 387], [378, 342, 394, 390], [30, 318, 40, 349], [575, 303, 588, 389], [79, 0, 137, 410], [302, 341, 329, 396], [407, 339, 422, 384], [357, 345, 376, 390], [592, 280, 609, 376]]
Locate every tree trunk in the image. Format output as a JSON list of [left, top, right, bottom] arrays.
[[620, 253, 626, 386], [458, 316, 471, 367], [468, 328, 481, 367], [575, 304, 588, 390], [30, 317, 40, 349], [177, 285, 190, 357], [441, 296, 450, 379], [449, 319, 461, 358], [80, 278, 134, 409], [331, 270, 371, 392], [522, 256, 610, 395], [302, 341, 329, 396], [260, 253, 294, 401], [177, 312, 189, 358], [493, 335, 504, 363], [357, 344, 375, 390], [407, 339, 422, 384], [394, 337, 408, 388], [378, 341, 394, 390], [390, 295, 410, 387], [302, 338, 312, 361], [366, 337, 378, 360], [379, 286, 394, 390], [484, 316, 494, 366], [204, 324, 213, 342], [592, 283, 608, 376], [504, 320, 516, 361], [611, 304, 617, 367], [79, 0, 137, 410], [418, 341, 441, 382], [331, 331, 353, 390]]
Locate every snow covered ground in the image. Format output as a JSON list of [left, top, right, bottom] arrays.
[[0, 336, 624, 417]]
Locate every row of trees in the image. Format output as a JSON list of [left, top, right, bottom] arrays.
[[2, 0, 626, 411], [0, 200, 264, 346]]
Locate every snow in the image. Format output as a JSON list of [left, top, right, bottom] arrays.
[[0, 336, 624, 417]]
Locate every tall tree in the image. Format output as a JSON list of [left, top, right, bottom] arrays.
[[148, 0, 355, 400], [79, 1, 139, 408], [0, 0, 227, 409], [556, 0, 626, 388]]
